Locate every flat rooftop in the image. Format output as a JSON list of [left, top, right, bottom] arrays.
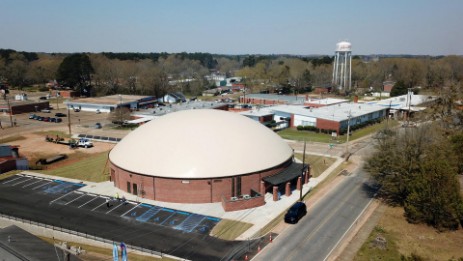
[[305, 98, 348, 105], [243, 94, 305, 105], [66, 94, 154, 105], [269, 102, 386, 122]]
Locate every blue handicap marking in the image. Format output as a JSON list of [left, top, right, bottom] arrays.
[[131, 211, 137, 217], [170, 219, 177, 225]]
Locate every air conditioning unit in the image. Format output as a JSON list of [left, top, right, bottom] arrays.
[[230, 197, 238, 201], [243, 194, 251, 199]]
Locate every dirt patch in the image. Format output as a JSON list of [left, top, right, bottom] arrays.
[[6, 133, 115, 163]]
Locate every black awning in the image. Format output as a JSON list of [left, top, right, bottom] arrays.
[[263, 162, 308, 186]]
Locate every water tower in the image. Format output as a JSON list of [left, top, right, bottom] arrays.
[[332, 41, 352, 92]]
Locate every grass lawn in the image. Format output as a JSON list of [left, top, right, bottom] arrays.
[[277, 120, 399, 143], [354, 205, 463, 261], [38, 151, 110, 182], [294, 153, 337, 178]]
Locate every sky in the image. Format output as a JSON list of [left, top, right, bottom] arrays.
[[0, 0, 462, 56]]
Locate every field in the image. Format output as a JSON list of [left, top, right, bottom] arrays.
[[355, 205, 463, 261]]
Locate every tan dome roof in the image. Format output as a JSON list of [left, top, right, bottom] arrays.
[[109, 109, 293, 179]]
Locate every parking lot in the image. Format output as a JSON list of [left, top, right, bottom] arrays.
[[0, 174, 235, 260], [4, 174, 221, 235]]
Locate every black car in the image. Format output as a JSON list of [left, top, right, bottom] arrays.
[[284, 201, 307, 224], [55, 113, 67, 117]]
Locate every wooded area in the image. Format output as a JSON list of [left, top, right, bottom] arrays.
[[366, 120, 463, 231], [1, 49, 463, 100]]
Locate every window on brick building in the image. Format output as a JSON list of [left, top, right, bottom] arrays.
[[127, 182, 131, 193]]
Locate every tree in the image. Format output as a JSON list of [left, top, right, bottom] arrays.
[[450, 132, 463, 174], [56, 53, 94, 95], [108, 107, 131, 125], [390, 80, 409, 97], [366, 124, 463, 230]]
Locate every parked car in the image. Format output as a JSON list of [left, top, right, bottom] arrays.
[[29, 114, 36, 119], [284, 201, 307, 224], [55, 113, 67, 117], [41, 108, 51, 113], [74, 108, 80, 112], [37, 116, 44, 121], [43, 117, 50, 122], [55, 118, 62, 123], [95, 122, 102, 129]]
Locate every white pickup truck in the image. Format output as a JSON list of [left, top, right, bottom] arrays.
[[68, 138, 93, 148]]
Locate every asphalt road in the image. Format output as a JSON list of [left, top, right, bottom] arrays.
[[0, 176, 243, 261], [254, 165, 377, 261]]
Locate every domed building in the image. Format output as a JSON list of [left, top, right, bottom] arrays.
[[109, 109, 310, 211]]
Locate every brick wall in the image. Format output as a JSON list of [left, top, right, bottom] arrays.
[[110, 158, 292, 207], [11, 102, 50, 115], [316, 118, 340, 133], [222, 195, 265, 212]]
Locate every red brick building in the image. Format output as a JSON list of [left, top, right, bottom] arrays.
[[109, 109, 309, 211]]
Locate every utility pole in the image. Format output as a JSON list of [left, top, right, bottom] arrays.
[[56, 91, 60, 110], [6, 96, 13, 127], [300, 140, 306, 201], [67, 106, 71, 135], [345, 110, 352, 157]]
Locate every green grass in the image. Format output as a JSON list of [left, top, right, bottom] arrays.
[[38, 151, 110, 182], [211, 219, 253, 240], [354, 226, 401, 261], [277, 120, 399, 143], [277, 128, 335, 142]]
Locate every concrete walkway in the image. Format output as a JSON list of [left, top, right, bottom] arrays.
[[19, 154, 346, 241]]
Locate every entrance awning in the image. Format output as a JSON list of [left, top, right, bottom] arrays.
[[263, 162, 308, 186]]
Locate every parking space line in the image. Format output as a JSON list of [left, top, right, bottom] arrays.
[[78, 196, 99, 208], [32, 180, 53, 190], [91, 197, 111, 211], [105, 202, 124, 214], [49, 189, 78, 205], [159, 209, 176, 225], [1, 176, 24, 184], [65, 192, 86, 205], [11, 177, 34, 186], [22, 178, 45, 188], [121, 203, 140, 217]]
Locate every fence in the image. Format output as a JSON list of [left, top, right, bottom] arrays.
[[0, 212, 165, 259]]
